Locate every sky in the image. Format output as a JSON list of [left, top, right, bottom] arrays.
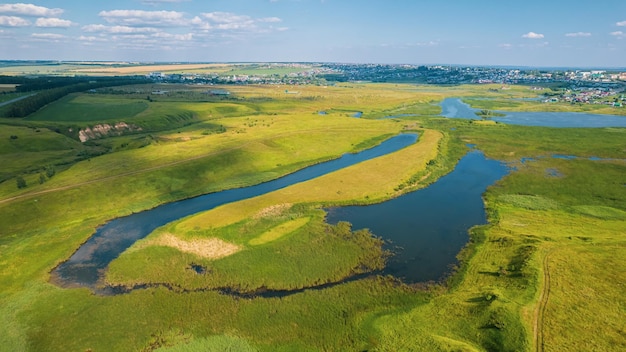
[[0, 0, 625, 67]]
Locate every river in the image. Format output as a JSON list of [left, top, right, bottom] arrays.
[[326, 149, 508, 283], [440, 97, 626, 127], [51, 133, 418, 290]]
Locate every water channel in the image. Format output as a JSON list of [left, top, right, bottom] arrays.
[[53, 98, 624, 294], [440, 97, 626, 127], [51, 134, 418, 290], [326, 149, 508, 283]]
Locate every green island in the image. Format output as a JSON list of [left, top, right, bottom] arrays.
[[0, 65, 625, 352]]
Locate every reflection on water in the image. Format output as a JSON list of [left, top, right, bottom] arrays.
[[51, 134, 418, 289], [326, 150, 509, 283], [440, 98, 626, 127]]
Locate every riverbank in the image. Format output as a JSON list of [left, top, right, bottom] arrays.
[[1, 82, 624, 351]]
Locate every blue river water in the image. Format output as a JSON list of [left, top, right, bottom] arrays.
[[52, 134, 418, 289], [326, 150, 508, 283], [440, 98, 626, 127]]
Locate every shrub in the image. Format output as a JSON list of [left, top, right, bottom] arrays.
[[16, 176, 27, 189]]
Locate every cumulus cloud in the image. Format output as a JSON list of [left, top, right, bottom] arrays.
[[99, 10, 187, 26], [76, 8, 285, 52], [617, 21, 626, 26], [565, 32, 591, 37], [610, 31, 624, 38], [522, 32, 544, 39], [193, 12, 284, 33], [82, 24, 159, 34], [201, 12, 255, 29], [0, 15, 30, 26], [0, 3, 63, 17], [78, 35, 105, 42], [35, 17, 72, 28], [30, 33, 66, 42], [31, 32, 65, 39], [153, 31, 194, 41]]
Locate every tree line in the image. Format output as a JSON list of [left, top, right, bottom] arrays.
[[2, 77, 150, 118]]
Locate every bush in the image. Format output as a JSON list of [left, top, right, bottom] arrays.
[[45, 166, 56, 178], [16, 176, 27, 189]]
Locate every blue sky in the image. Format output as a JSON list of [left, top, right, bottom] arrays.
[[1, 0, 625, 67]]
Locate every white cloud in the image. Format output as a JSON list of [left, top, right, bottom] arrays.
[[35, 17, 72, 28], [617, 21, 626, 26], [194, 12, 284, 33], [78, 35, 105, 42], [113, 34, 150, 40], [522, 32, 544, 39], [0, 3, 63, 17], [202, 12, 254, 28], [407, 40, 439, 47], [0, 15, 30, 26], [499, 43, 513, 49], [31, 33, 66, 42], [610, 31, 625, 38], [32, 32, 64, 39], [99, 10, 187, 26], [259, 17, 282, 23], [82, 24, 159, 34], [153, 32, 194, 41], [565, 32, 591, 37]]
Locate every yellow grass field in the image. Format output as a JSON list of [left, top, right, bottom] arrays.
[[72, 63, 231, 74], [248, 217, 311, 246], [175, 129, 442, 232]]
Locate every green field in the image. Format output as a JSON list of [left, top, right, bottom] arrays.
[[0, 80, 624, 351], [25, 94, 149, 122]]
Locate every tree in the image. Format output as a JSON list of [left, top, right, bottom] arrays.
[[39, 173, 46, 184], [45, 165, 55, 178], [16, 176, 27, 189]]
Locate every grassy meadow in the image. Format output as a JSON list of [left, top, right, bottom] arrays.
[[0, 78, 624, 351]]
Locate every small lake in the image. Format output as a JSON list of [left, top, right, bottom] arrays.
[[326, 150, 508, 283], [51, 134, 418, 289], [440, 98, 626, 128]]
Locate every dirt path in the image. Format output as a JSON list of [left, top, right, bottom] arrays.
[[0, 93, 36, 108], [534, 249, 554, 352], [0, 127, 414, 205]]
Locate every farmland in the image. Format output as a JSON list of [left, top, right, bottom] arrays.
[[0, 74, 624, 351]]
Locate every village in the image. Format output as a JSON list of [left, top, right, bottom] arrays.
[[147, 63, 626, 91], [539, 86, 625, 107]]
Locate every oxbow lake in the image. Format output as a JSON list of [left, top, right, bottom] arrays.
[[440, 98, 626, 128], [52, 134, 418, 290], [326, 149, 508, 283], [53, 132, 509, 291]]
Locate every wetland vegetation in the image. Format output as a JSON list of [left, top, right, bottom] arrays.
[[0, 68, 624, 351]]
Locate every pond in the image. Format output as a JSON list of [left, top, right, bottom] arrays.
[[51, 133, 418, 290], [326, 150, 508, 283], [440, 98, 626, 127]]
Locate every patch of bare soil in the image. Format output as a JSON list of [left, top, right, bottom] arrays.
[[153, 233, 241, 259]]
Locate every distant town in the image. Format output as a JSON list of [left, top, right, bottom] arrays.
[[1, 61, 625, 107], [142, 62, 626, 87], [145, 63, 626, 107]]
